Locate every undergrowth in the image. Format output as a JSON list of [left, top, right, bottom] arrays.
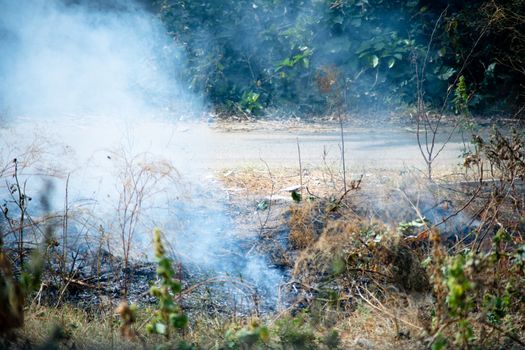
[[1, 128, 524, 349]]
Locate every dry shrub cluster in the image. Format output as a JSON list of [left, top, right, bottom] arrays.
[[1, 126, 524, 349], [289, 205, 430, 296], [281, 188, 525, 348], [275, 127, 525, 348], [273, 198, 433, 348], [289, 201, 331, 250]]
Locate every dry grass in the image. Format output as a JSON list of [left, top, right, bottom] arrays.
[[16, 305, 139, 349], [5, 127, 524, 349], [218, 165, 362, 198], [290, 214, 429, 292], [17, 304, 222, 349], [335, 294, 431, 349], [13, 293, 430, 349], [289, 201, 325, 249], [249, 188, 435, 348], [15, 304, 269, 349], [217, 164, 464, 196]]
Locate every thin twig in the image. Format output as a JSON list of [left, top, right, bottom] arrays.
[[297, 137, 303, 199]]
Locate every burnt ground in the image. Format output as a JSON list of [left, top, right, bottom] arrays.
[[2, 117, 524, 341]]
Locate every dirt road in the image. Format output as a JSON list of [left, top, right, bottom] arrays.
[[1, 115, 467, 201]]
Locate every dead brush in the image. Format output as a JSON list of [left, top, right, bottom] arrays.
[[424, 228, 525, 349], [110, 148, 180, 296], [288, 201, 324, 250], [460, 127, 525, 249], [291, 220, 368, 281], [274, 216, 433, 349], [288, 195, 363, 250], [288, 216, 430, 328], [288, 218, 430, 310]]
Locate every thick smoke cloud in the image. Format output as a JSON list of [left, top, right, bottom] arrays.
[[0, 0, 283, 303], [0, 0, 200, 118]]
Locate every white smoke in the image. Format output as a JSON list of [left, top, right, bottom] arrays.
[[0, 0, 284, 305], [0, 0, 201, 119]]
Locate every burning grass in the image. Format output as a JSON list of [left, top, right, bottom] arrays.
[[215, 136, 525, 349], [2, 127, 525, 349], [290, 219, 430, 293], [275, 191, 524, 349]]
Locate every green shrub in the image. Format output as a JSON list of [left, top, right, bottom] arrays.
[[146, 229, 188, 338]]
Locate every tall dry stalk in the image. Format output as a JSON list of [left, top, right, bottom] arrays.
[[339, 91, 347, 193], [111, 149, 178, 296], [296, 137, 303, 198], [317, 66, 348, 192], [2, 159, 29, 266], [62, 173, 70, 279], [414, 6, 496, 180]]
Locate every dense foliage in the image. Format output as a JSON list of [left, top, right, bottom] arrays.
[[152, 0, 524, 117]]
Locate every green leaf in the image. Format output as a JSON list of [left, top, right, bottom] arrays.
[[257, 199, 269, 211], [421, 256, 432, 268], [293, 53, 304, 62], [332, 256, 346, 275], [258, 326, 270, 343], [291, 190, 301, 202], [368, 55, 379, 68], [145, 323, 154, 333], [432, 333, 447, 350], [171, 280, 181, 294], [149, 286, 161, 297], [387, 57, 396, 69], [155, 322, 167, 334], [169, 313, 188, 329], [438, 66, 456, 80]]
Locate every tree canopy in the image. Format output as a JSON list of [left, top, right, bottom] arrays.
[[152, 0, 524, 117]]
